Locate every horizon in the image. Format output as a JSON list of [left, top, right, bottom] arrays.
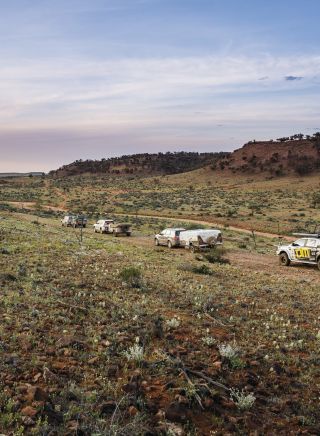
[[1, 0, 320, 172]]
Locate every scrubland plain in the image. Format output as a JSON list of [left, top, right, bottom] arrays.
[[1, 173, 320, 434]]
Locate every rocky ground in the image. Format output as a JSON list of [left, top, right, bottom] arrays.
[[1, 212, 320, 435]]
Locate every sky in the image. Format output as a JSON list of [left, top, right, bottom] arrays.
[[1, 0, 320, 172]]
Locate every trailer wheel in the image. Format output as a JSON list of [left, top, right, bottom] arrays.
[[279, 252, 290, 266], [167, 240, 173, 249]]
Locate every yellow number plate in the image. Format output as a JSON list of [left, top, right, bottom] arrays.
[[294, 248, 311, 259]]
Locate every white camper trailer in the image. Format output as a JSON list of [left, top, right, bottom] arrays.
[[179, 229, 222, 252]]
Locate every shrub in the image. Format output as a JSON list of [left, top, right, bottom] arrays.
[[238, 242, 247, 249], [191, 264, 214, 275], [202, 336, 215, 346], [193, 294, 217, 313], [124, 344, 144, 362], [230, 388, 256, 410], [17, 263, 27, 277], [166, 317, 181, 329], [119, 266, 143, 288], [204, 247, 229, 264], [218, 343, 245, 369], [218, 343, 239, 359]]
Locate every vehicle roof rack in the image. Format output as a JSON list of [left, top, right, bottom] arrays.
[[292, 233, 320, 238]]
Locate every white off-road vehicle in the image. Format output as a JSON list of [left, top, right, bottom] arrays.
[[93, 219, 114, 233], [154, 228, 186, 248], [277, 236, 320, 270]]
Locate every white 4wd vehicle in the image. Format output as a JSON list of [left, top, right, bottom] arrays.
[[93, 219, 114, 233], [277, 237, 320, 270], [155, 228, 186, 248], [61, 215, 74, 227]]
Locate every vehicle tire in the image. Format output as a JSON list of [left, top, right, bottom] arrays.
[[94, 228, 97, 233], [155, 238, 159, 246], [83, 224, 86, 228], [279, 252, 290, 266], [167, 240, 173, 249], [126, 232, 131, 236], [317, 258, 320, 271]]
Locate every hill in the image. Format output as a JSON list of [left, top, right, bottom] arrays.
[[214, 133, 320, 176], [49, 151, 229, 177]]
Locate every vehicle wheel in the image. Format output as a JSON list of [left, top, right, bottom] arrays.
[[126, 232, 131, 236], [279, 252, 290, 266], [317, 258, 320, 271], [83, 224, 86, 228], [155, 238, 159, 246], [167, 240, 173, 249]]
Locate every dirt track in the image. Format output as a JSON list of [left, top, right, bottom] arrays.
[[6, 202, 293, 241], [114, 212, 294, 241], [8, 207, 319, 280], [116, 232, 320, 281], [227, 249, 319, 279]]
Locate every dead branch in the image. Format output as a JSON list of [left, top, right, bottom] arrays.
[[185, 368, 229, 392], [180, 368, 204, 409]]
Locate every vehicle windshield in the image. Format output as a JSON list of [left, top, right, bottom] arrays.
[[292, 239, 306, 247], [306, 239, 317, 248]]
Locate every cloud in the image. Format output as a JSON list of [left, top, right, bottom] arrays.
[[0, 54, 319, 130], [285, 75, 303, 81], [0, 53, 320, 171]]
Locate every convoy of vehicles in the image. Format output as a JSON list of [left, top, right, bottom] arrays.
[[154, 228, 223, 250], [62, 214, 320, 271], [277, 236, 320, 270]]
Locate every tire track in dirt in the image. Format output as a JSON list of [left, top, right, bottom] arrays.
[[114, 212, 294, 241], [5, 202, 293, 240]]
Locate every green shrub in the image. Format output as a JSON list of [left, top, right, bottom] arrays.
[[204, 247, 229, 264], [191, 264, 214, 275], [119, 266, 143, 288]]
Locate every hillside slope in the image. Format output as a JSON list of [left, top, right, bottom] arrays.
[[215, 135, 320, 176], [50, 151, 229, 177]]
